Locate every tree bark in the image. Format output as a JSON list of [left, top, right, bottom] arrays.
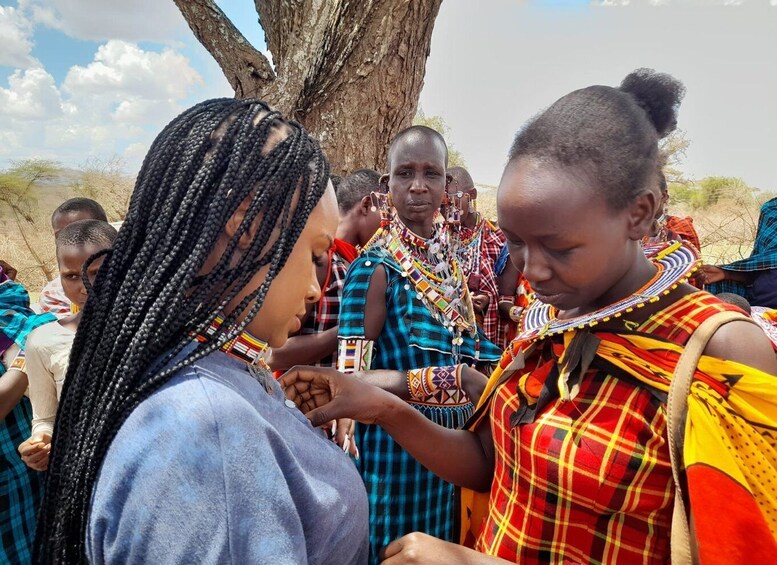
[[175, 0, 443, 174]]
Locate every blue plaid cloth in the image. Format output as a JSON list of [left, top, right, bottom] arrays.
[[339, 249, 501, 564], [708, 198, 777, 303], [1, 280, 55, 565]]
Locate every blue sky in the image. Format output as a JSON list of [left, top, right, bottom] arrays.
[[1, 0, 776, 192]]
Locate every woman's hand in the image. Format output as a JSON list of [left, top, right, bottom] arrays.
[[471, 294, 490, 316], [325, 417, 359, 458], [700, 265, 725, 284], [381, 532, 507, 564], [18, 433, 52, 471], [280, 366, 392, 428]]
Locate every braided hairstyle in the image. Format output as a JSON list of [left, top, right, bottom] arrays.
[[508, 68, 685, 209], [34, 98, 330, 563]]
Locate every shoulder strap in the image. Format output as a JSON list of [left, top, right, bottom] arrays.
[[667, 310, 755, 565]]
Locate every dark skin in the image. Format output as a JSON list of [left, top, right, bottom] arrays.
[[0, 260, 18, 280], [51, 210, 99, 236], [336, 194, 382, 250], [363, 131, 452, 342], [268, 193, 381, 457], [347, 133, 486, 395], [18, 241, 108, 471], [269, 194, 381, 372], [0, 367, 28, 421], [496, 257, 521, 321], [282, 156, 777, 563]]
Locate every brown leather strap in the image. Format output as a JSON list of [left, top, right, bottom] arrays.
[[667, 310, 755, 565]]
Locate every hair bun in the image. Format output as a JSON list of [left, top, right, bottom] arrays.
[[619, 68, 686, 138]]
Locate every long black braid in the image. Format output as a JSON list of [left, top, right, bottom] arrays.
[[34, 98, 330, 563]]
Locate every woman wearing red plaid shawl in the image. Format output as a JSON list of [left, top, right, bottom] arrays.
[[283, 69, 777, 565]]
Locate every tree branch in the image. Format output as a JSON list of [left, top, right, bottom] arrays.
[[174, 0, 275, 98]]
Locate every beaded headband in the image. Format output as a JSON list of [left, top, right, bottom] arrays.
[[519, 241, 700, 341]]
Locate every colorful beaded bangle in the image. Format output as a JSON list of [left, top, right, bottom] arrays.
[[407, 365, 464, 401]]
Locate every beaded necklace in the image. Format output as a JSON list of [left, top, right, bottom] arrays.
[[456, 218, 484, 290], [364, 218, 478, 360], [518, 241, 700, 342], [194, 316, 271, 371]]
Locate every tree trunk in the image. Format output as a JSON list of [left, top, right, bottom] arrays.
[[174, 0, 443, 174]]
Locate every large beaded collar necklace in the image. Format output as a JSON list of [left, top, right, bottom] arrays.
[[364, 217, 479, 360]]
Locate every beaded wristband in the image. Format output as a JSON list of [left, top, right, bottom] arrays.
[[407, 365, 464, 401], [337, 338, 374, 373], [508, 305, 523, 323]]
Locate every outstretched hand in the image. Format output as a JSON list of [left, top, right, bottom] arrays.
[[280, 366, 390, 428]]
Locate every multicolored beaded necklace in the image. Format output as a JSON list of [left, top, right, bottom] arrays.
[[518, 241, 700, 342], [364, 217, 478, 360], [194, 316, 271, 371], [455, 218, 485, 290]]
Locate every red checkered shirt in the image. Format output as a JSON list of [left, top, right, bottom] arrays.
[[298, 249, 349, 367], [476, 293, 727, 563]]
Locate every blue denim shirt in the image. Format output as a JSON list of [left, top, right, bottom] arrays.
[[87, 345, 368, 564]]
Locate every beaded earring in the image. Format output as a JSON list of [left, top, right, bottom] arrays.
[[370, 191, 394, 225], [444, 190, 463, 227]]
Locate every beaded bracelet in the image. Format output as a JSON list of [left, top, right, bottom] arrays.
[[407, 365, 464, 401], [508, 305, 523, 323], [337, 338, 374, 373]]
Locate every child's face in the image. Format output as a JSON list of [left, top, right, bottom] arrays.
[[388, 134, 448, 227], [57, 243, 108, 308]]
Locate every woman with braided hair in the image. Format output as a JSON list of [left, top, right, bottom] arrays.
[[34, 99, 367, 564]]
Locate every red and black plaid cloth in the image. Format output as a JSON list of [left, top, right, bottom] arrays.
[[460, 221, 504, 344], [476, 293, 733, 563]]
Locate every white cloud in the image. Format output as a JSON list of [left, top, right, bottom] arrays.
[[63, 40, 202, 102], [20, 0, 187, 42], [0, 40, 204, 169], [0, 68, 62, 120], [0, 5, 39, 68]]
